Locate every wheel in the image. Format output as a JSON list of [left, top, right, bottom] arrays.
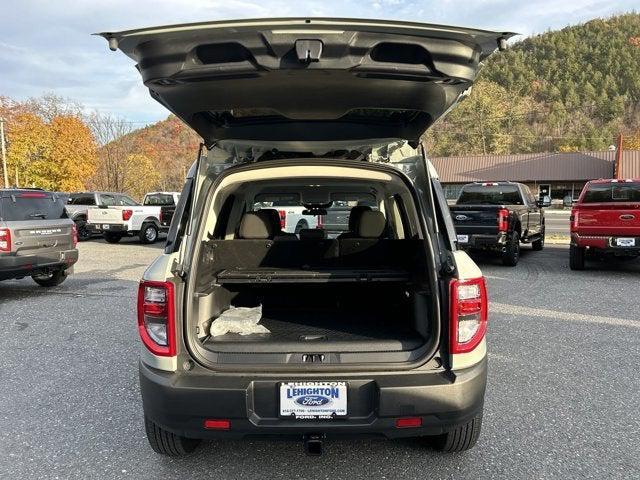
[[429, 413, 483, 452], [32, 269, 67, 287], [144, 416, 200, 456], [139, 224, 159, 244], [104, 232, 123, 244], [531, 230, 545, 251], [501, 231, 520, 266], [75, 219, 92, 241], [294, 220, 309, 234], [569, 244, 585, 270]]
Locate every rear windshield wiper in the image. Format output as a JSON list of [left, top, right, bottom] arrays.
[[29, 212, 47, 219]]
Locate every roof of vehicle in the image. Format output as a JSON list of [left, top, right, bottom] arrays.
[[0, 188, 55, 195], [144, 191, 180, 195], [68, 191, 123, 195], [465, 181, 522, 186], [586, 178, 640, 184]]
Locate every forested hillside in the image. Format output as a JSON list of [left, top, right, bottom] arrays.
[[425, 13, 640, 156], [2, 14, 639, 194]]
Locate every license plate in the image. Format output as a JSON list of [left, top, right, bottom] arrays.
[[457, 234, 469, 244], [102, 224, 110, 230], [279, 382, 347, 419], [615, 238, 635, 247]]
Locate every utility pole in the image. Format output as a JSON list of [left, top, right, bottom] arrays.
[[615, 133, 623, 179], [0, 117, 8, 188]]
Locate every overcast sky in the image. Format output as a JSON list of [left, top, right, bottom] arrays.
[[0, 0, 636, 124]]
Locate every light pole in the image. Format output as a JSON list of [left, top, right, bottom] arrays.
[[0, 117, 8, 188]]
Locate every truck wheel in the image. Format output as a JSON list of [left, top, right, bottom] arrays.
[[139, 224, 159, 244], [294, 220, 309, 234], [429, 413, 483, 452], [144, 416, 200, 456], [32, 269, 67, 287], [532, 231, 545, 251], [104, 232, 123, 244], [569, 244, 585, 270], [75, 219, 91, 241], [502, 231, 520, 266]]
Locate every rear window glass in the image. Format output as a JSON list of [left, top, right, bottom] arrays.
[[456, 185, 523, 205], [143, 194, 175, 206], [582, 182, 640, 203], [1, 192, 68, 221], [67, 194, 96, 206], [252, 191, 377, 237]]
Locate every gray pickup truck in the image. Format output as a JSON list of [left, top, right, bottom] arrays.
[[0, 189, 79, 286]]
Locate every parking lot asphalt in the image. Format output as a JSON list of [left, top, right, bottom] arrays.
[[1, 238, 639, 479]]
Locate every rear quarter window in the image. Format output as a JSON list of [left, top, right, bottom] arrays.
[[582, 183, 640, 203], [0, 192, 68, 221]]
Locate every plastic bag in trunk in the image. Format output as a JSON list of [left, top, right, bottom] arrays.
[[210, 305, 270, 336]]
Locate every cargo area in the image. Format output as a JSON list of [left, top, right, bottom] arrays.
[[186, 164, 437, 366]]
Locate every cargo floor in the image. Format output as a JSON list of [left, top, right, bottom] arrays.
[[204, 308, 424, 353]]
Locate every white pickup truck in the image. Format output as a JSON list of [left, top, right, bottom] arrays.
[[87, 192, 180, 244]]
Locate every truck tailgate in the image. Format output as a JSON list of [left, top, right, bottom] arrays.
[[575, 203, 640, 236], [450, 206, 499, 235], [88, 207, 123, 224]]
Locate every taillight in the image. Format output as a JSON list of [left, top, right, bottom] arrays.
[[278, 210, 286, 229], [71, 224, 78, 248], [570, 209, 579, 231], [497, 208, 509, 232], [137, 281, 176, 357], [450, 277, 488, 354], [0, 228, 11, 252], [122, 209, 133, 221]]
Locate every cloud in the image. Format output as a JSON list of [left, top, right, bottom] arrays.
[[0, 0, 637, 123]]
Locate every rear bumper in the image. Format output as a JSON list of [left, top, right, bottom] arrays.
[[0, 249, 78, 280], [87, 223, 128, 233], [139, 357, 487, 440], [572, 233, 640, 254], [457, 232, 507, 249]]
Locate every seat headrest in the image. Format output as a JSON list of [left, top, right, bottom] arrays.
[[348, 205, 372, 231], [237, 212, 272, 239], [357, 210, 386, 238], [256, 209, 282, 233], [299, 228, 326, 240]]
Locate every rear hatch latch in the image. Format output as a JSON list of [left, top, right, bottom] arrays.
[[295, 39, 323, 63]]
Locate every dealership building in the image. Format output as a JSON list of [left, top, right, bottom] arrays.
[[431, 150, 640, 202]]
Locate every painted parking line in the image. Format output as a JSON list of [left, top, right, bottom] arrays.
[[491, 302, 640, 329]]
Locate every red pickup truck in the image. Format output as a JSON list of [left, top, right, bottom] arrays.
[[570, 179, 640, 270]]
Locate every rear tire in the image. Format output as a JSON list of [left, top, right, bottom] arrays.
[[502, 231, 520, 266], [104, 232, 123, 244], [532, 229, 545, 251], [32, 269, 66, 287], [139, 224, 159, 244], [75, 219, 91, 241], [569, 244, 585, 270], [429, 413, 483, 452], [144, 416, 200, 456]]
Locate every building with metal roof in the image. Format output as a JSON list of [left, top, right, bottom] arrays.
[[431, 150, 640, 204]]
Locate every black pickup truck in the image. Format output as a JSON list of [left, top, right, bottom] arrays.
[[142, 192, 180, 229], [450, 182, 547, 266]]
